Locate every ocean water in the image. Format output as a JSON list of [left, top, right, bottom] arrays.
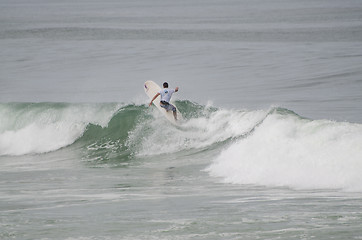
[[1, 0, 362, 239]]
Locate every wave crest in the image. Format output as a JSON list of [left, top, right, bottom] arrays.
[[0, 103, 121, 156], [206, 108, 362, 191]]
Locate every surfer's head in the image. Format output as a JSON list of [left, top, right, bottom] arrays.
[[163, 82, 168, 88]]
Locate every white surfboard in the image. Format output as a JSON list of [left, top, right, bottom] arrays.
[[144, 81, 182, 124]]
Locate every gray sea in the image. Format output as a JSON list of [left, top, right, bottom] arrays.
[[1, 0, 362, 239]]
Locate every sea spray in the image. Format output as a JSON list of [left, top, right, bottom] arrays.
[[127, 103, 268, 156], [206, 109, 362, 191]]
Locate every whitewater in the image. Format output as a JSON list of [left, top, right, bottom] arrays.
[[1, 102, 362, 192], [1, 0, 362, 239]]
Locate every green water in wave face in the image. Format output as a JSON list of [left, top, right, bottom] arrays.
[[77, 104, 146, 167], [76, 101, 226, 167]]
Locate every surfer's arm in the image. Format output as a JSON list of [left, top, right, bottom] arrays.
[[175, 87, 179, 92], [149, 93, 160, 106]]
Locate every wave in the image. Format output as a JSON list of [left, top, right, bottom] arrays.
[[1, 102, 362, 191], [0, 102, 122, 156], [206, 108, 362, 192], [0, 101, 265, 157]]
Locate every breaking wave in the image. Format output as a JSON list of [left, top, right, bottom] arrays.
[[1, 102, 362, 191], [0, 101, 266, 157], [0, 103, 121, 156], [206, 108, 362, 192]]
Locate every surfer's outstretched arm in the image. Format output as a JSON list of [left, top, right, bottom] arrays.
[[149, 93, 160, 106]]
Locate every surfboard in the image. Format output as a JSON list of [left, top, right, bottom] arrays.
[[144, 81, 182, 124]]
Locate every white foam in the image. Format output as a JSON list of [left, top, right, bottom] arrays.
[[128, 107, 268, 156], [206, 112, 362, 191], [0, 103, 122, 156], [0, 122, 86, 156]]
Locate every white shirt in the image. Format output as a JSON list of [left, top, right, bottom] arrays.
[[159, 88, 175, 103]]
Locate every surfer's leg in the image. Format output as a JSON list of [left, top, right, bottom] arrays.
[[170, 104, 177, 120]]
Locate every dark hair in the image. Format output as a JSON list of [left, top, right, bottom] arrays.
[[163, 82, 168, 88]]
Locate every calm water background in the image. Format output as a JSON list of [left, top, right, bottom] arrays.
[[1, 0, 362, 122], [1, 0, 362, 239]]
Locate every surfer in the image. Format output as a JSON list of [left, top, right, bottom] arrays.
[[149, 82, 179, 120]]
